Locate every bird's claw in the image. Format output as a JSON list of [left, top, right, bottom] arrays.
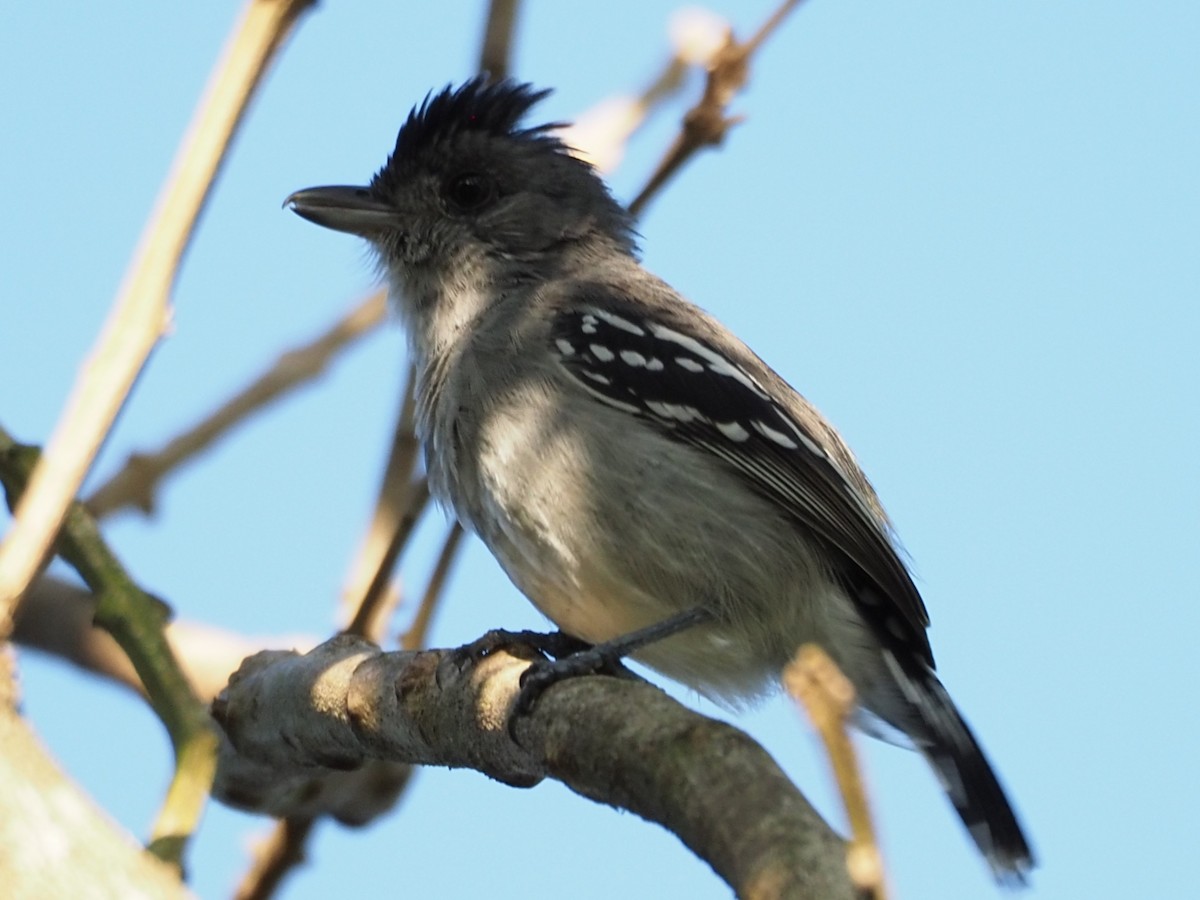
[[514, 645, 641, 718]]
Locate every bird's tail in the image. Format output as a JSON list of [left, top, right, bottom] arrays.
[[904, 666, 1035, 885]]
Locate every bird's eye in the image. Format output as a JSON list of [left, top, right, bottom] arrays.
[[444, 172, 495, 212]]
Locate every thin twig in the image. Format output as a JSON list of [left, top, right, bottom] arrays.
[[479, 0, 522, 82], [628, 0, 805, 218], [400, 523, 464, 651], [0, 0, 318, 637], [558, 10, 728, 175], [86, 291, 387, 519], [343, 478, 430, 639], [233, 817, 316, 900], [337, 361, 426, 637], [784, 644, 890, 900]]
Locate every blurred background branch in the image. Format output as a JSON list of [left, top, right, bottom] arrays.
[[0, 0, 318, 636], [86, 291, 386, 520]]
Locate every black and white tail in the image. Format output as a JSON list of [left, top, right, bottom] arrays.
[[897, 657, 1035, 885]]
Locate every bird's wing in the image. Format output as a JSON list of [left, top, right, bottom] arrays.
[[547, 284, 934, 665]]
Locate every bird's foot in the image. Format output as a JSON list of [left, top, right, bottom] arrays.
[[515, 645, 641, 716], [451, 627, 590, 669], [513, 606, 713, 717]]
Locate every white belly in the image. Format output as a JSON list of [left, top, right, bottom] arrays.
[[442, 386, 876, 705]]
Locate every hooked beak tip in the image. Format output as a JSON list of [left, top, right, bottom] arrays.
[[285, 185, 398, 236]]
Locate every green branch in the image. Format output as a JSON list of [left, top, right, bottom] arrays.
[[0, 425, 217, 870]]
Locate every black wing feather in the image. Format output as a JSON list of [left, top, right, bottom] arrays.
[[549, 288, 934, 665]]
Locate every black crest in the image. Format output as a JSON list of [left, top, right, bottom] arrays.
[[390, 77, 560, 164]]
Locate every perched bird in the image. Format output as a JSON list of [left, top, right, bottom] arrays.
[[287, 77, 1033, 883]]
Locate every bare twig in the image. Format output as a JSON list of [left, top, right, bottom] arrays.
[[337, 361, 427, 638], [233, 817, 316, 900], [0, 0, 318, 637], [343, 478, 429, 639], [479, 0, 522, 81], [336, 364, 418, 627], [86, 291, 387, 520], [628, 0, 805, 218], [399, 523, 464, 651], [785, 644, 890, 900], [559, 8, 729, 175]]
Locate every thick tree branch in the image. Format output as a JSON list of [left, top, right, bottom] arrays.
[[0, 652, 192, 899], [213, 635, 856, 899]]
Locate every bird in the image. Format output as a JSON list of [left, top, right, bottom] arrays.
[[286, 76, 1034, 884]]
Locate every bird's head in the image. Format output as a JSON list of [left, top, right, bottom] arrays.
[[287, 77, 636, 311]]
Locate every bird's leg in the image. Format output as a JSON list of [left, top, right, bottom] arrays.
[[514, 606, 714, 716]]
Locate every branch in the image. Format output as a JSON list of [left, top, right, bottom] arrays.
[[557, 9, 728, 175], [12, 575, 315, 703], [233, 817, 316, 900], [213, 635, 856, 899], [0, 429, 218, 868], [9, 575, 412, 854], [86, 291, 386, 520], [0, 655, 193, 899], [786, 645, 889, 899], [628, 0, 806, 218], [399, 523, 464, 651], [479, 0, 522, 82], [0, 0, 318, 635]]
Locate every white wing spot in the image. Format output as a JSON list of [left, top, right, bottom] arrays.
[[716, 421, 751, 442], [589, 307, 646, 336], [555, 338, 576, 357], [751, 420, 799, 449], [650, 324, 769, 398], [619, 349, 647, 367], [882, 650, 925, 708], [581, 369, 611, 385], [577, 382, 641, 414], [645, 401, 705, 424], [645, 357, 664, 371], [764, 407, 824, 457], [590, 344, 615, 362], [674, 356, 704, 373], [792, 428, 824, 456], [581, 314, 598, 335]]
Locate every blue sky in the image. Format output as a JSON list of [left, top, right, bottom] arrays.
[[2, 1, 1197, 897]]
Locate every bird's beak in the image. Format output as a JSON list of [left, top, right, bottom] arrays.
[[284, 185, 398, 236]]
